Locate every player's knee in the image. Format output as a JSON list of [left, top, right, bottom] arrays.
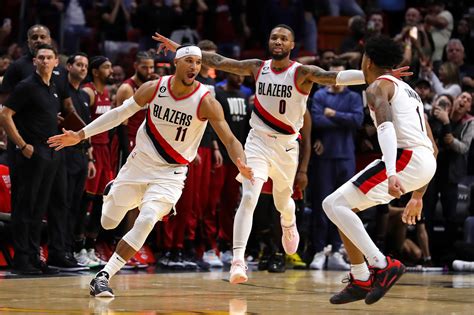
[[101, 214, 120, 230], [322, 194, 337, 218], [135, 210, 157, 232], [240, 191, 259, 211]]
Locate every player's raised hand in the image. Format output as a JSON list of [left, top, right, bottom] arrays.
[[390, 66, 413, 79], [388, 175, 405, 198], [402, 197, 423, 225], [152, 32, 180, 55], [236, 158, 254, 184], [47, 128, 82, 151]]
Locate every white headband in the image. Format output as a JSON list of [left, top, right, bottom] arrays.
[[175, 46, 202, 59]]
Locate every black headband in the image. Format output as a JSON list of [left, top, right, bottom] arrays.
[[90, 56, 109, 70]]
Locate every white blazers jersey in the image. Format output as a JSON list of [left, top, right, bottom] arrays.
[[370, 75, 433, 151], [135, 75, 210, 164], [252, 60, 309, 135]]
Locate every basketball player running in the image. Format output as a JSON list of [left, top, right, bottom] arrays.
[[48, 45, 253, 297], [153, 26, 412, 284], [322, 36, 437, 305]]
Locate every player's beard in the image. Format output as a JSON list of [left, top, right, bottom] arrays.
[[137, 71, 151, 83], [271, 50, 290, 61]]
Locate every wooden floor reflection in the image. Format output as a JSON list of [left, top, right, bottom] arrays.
[[0, 269, 473, 314]]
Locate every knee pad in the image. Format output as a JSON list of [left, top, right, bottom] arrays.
[[123, 200, 172, 251], [322, 191, 350, 220], [240, 191, 259, 211]]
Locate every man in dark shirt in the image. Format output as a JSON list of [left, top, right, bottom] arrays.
[[0, 44, 63, 275], [0, 24, 79, 272], [64, 52, 98, 268]]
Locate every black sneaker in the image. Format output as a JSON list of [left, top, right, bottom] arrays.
[[12, 263, 42, 275], [330, 273, 372, 304], [258, 254, 270, 271], [365, 257, 406, 305], [90, 271, 114, 297], [33, 260, 60, 275], [268, 253, 286, 273], [48, 255, 89, 272]]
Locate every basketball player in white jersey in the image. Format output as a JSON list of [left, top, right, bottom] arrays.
[[322, 36, 437, 305], [153, 25, 412, 284], [48, 45, 253, 297]]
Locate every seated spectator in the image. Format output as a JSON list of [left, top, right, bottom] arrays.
[[414, 79, 435, 114], [421, 61, 461, 98], [387, 195, 433, 266], [451, 17, 474, 65], [444, 39, 474, 91]]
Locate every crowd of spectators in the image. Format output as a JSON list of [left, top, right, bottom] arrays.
[[0, 0, 474, 274]]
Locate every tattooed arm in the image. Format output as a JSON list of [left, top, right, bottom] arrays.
[[366, 79, 394, 126], [202, 51, 262, 77], [296, 65, 366, 93], [152, 32, 262, 77]]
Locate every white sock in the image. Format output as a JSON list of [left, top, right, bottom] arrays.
[[351, 263, 370, 281], [367, 252, 387, 269], [232, 178, 264, 263], [101, 252, 126, 279]]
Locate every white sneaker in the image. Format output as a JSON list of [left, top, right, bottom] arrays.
[[327, 252, 350, 270], [75, 249, 100, 268], [87, 249, 107, 266], [203, 249, 224, 268], [229, 260, 248, 284], [452, 260, 474, 271], [220, 250, 233, 265], [309, 251, 326, 270]]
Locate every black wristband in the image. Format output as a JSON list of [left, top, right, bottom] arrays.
[[88, 158, 96, 163], [20, 144, 27, 151]]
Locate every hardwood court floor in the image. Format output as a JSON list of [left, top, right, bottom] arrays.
[[0, 269, 473, 314]]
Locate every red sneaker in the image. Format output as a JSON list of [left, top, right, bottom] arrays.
[[365, 256, 406, 304], [330, 273, 372, 304]]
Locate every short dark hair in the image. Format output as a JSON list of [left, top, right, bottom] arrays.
[[135, 51, 154, 63], [271, 24, 295, 40], [34, 43, 57, 57], [27, 24, 50, 38], [67, 52, 88, 65], [330, 59, 347, 69], [197, 40, 217, 51], [364, 35, 403, 68]]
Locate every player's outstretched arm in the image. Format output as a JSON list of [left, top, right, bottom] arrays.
[[297, 64, 366, 86], [199, 94, 254, 182], [48, 80, 158, 150], [152, 32, 261, 77]]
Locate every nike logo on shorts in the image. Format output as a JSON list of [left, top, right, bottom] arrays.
[[174, 171, 183, 174], [158, 94, 168, 98], [285, 148, 294, 152]]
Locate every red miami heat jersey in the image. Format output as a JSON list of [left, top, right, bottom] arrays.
[[122, 78, 147, 141], [252, 59, 309, 135], [135, 75, 210, 164], [83, 82, 112, 144], [369, 75, 433, 151]]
